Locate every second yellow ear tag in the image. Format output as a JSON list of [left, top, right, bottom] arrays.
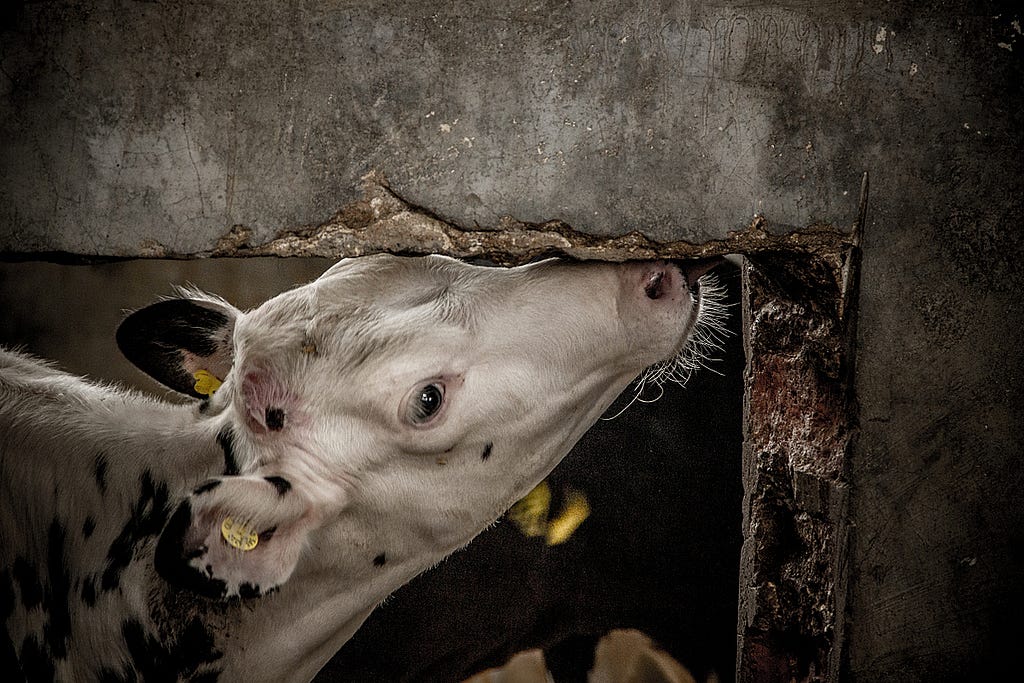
[[508, 481, 551, 538], [193, 370, 223, 397], [221, 517, 258, 551], [508, 481, 591, 546], [545, 490, 591, 546]]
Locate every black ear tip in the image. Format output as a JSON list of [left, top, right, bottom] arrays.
[[116, 298, 235, 398], [115, 306, 150, 361]]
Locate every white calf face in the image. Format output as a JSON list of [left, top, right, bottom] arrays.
[[293, 257, 704, 531], [122, 255, 720, 598]]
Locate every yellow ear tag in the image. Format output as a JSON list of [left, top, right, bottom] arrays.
[[193, 370, 223, 397], [508, 481, 551, 538], [221, 516, 258, 551], [545, 490, 591, 546]]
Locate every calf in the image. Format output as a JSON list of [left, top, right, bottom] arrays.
[[1, 254, 720, 682]]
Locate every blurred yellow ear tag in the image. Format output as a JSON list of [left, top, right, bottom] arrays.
[[193, 370, 222, 396], [221, 517, 258, 551], [508, 481, 590, 546], [508, 481, 551, 537], [546, 491, 590, 546]]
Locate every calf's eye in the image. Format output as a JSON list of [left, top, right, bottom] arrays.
[[407, 383, 445, 425]]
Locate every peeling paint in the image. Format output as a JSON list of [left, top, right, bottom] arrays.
[[873, 26, 887, 54]]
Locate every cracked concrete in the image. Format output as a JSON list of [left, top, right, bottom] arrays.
[[2, 2, 1023, 681], [140, 171, 857, 266], [1, 1, 870, 257]]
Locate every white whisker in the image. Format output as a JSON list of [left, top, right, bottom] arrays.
[[604, 273, 731, 420]]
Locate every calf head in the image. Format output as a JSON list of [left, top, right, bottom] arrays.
[[117, 255, 724, 600]]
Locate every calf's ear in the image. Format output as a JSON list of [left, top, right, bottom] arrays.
[[156, 471, 333, 599], [117, 296, 239, 398]]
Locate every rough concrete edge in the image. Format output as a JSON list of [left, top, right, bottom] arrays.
[[830, 172, 866, 682], [736, 171, 864, 681], [736, 233, 860, 682], [0, 171, 857, 266]]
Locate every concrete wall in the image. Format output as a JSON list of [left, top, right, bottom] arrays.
[[2, 1, 1023, 680], [0, 0, 870, 255]]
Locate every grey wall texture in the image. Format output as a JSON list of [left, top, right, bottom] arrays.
[[0, 0, 876, 254], [2, 1, 1023, 681]]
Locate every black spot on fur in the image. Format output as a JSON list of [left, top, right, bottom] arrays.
[[81, 575, 98, 607], [122, 619, 160, 680], [123, 619, 173, 681], [238, 582, 261, 600], [481, 442, 494, 461], [12, 557, 42, 609], [261, 526, 277, 543], [102, 470, 170, 593], [1, 570, 21, 678], [19, 635, 54, 682], [217, 427, 239, 476], [44, 520, 73, 659], [121, 615, 222, 680], [264, 476, 291, 495], [265, 407, 285, 431], [373, 553, 387, 567], [185, 545, 207, 560], [97, 668, 135, 683], [155, 502, 227, 599], [82, 516, 96, 539], [198, 398, 211, 414], [193, 479, 221, 496], [94, 453, 109, 495]]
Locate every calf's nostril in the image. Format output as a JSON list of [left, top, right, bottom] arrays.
[[265, 407, 286, 431], [644, 271, 665, 299]]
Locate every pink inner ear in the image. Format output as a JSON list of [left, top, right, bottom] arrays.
[[241, 370, 300, 434], [180, 350, 231, 383]]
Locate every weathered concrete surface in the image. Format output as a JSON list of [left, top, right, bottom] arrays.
[[0, 0, 872, 256], [2, 1, 1024, 681]]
